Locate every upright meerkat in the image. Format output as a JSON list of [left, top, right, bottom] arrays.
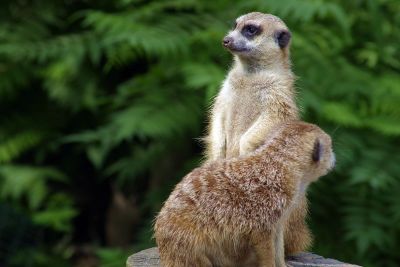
[[206, 12, 298, 160], [205, 12, 309, 256], [155, 121, 335, 267]]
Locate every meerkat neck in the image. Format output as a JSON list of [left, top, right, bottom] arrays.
[[234, 55, 291, 74]]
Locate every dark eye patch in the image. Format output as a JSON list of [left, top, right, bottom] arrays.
[[241, 24, 261, 39]]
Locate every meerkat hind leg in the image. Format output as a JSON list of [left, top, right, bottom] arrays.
[[172, 254, 213, 267], [284, 197, 312, 255], [274, 224, 286, 267], [250, 232, 276, 267]]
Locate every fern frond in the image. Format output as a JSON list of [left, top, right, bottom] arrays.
[[0, 131, 45, 163], [32, 193, 77, 232], [322, 102, 363, 127], [0, 64, 32, 98], [0, 32, 99, 63], [105, 142, 165, 182], [0, 165, 66, 210]]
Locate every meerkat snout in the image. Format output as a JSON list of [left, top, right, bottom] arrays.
[[222, 36, 234, 48], [222, 33, 249, 52]]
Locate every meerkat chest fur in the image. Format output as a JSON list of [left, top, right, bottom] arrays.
[[217, 66, 298, 158]]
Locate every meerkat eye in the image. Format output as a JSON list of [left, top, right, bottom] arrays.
[[275, 29, 291, 48], [242, 24, 261, 38], [312, 139, 322, 162]]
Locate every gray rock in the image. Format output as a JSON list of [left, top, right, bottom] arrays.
[[126, 247, 362, 267]]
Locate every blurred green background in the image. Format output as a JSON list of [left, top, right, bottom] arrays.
[[0, 0, 399, 266]]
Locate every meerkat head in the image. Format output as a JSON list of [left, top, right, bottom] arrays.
[[259, 121, 335, 182], [223, 12, 291, 69], [301, 124, 335, 182]]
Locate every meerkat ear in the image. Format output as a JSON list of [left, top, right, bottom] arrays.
[[275, 30, 291, 49], [312, 139, 322, 162], [231, 20, 237, 29]]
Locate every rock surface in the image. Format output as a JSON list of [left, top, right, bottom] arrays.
[[126, 247, 362, 267]]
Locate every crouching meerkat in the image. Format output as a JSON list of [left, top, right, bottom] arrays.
[[205, 12, 310, 257], [155, 121, 335, 267]]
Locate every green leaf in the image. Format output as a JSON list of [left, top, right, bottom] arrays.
[[322, 102, 363, 127]]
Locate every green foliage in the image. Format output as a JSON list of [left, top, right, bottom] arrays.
[[0, 165, 64, 209], [96, 248, 132, 267], [0, 0, 399, 266]]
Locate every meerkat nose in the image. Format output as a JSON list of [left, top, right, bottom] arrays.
[[223, 36, 233, 47]]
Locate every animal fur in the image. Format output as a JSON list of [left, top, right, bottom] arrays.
[[206, 12, 298, 160], [155, 121, 335, 267], [205, 12, 313, 259]]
